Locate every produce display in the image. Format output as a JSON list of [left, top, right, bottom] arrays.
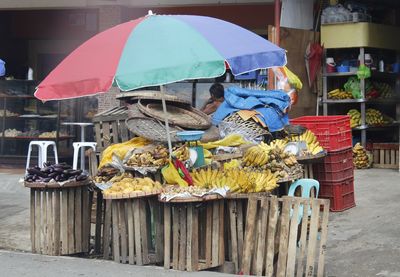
[[125, 144, 189, 167], [348, 108, 391, 127], [328, 89, 353, 100], [0, 109, 18, 117], [373, 82, 393, 99], [0, 128, 22, 137], [38, 131, 58, 138], [94, 166, 120, 183], [102, 173, 162, 196], [25, 162, 88, 183], [353, 143, 370, 169], [242, 143, 303, 180], [289, 130, 324, 155]]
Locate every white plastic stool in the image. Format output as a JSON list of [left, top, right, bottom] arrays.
[[73, 142, 96, 170], [26, 141, 59, 170]]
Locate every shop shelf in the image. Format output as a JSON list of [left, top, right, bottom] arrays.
[[322, 72, 356, 77], [290, 116, 352, 152], [321, 99, 366, 104]]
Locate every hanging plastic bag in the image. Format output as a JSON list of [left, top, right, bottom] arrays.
[[272, 66, 302, 106], [161, 161, 188, 187], [0, 59, 5, 77], [357, 64, 371, 79], [344, 77, 362, 99]]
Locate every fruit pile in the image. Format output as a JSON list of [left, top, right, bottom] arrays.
[[347, 109, 361, 128], [125, 145, 189, 167], [190, 167, 278, 193], [289, 130, 324, 155], [242, 144, 303, 180], [94, 166, 120, 183], [353, 143, 369, 169], [25, 162, 88, 183], [373, 82, 393, 98], [102, 173, 162, 196], [328, 89, 353, 100], [366, 109, 386, 125]]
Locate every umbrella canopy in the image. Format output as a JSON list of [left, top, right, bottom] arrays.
[[34, 14, 287, 101]]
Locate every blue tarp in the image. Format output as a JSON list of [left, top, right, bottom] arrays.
[[212, 86, 290, 132]]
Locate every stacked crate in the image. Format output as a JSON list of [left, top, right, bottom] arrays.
[[291, 116, 356, 211]]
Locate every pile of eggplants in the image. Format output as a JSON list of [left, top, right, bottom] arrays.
[[25, 162, 88, 183]]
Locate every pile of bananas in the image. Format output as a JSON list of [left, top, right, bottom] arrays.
[[373, 82, 393, 98], [328, 89, 353, 99], [290, 130, 324, 155], [190, 167, 278, 193], [242, 144, 302, 180], [103, 173, 162, 196], [125, 145, 189, 167], [347, 109, 361, 128], [353, 143, 369, 169], [366, 109, 386, 125]]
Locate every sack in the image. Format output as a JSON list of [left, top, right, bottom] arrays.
[[0, 59, 5, 77]]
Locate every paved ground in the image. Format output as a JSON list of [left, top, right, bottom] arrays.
[[0, 168, 399, 276]]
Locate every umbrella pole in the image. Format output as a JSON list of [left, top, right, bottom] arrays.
[[160, 85, 173, 158]]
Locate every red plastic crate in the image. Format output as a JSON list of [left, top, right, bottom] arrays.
[[319, 177, 356, 212], [314, 165, 354, 181], [317, 147, 353, 172], [290, 116, 352, 152]]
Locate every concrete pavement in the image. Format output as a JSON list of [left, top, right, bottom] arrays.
[[0, 168, 399, 276]]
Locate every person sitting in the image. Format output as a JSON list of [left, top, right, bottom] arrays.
[[201, 83, 224, 115]]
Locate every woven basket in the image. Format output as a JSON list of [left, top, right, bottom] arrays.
[[138, 99, 211, 130], [125, 116, 183, 143], [116, 90, 191, 105], [220, 112, 271, 141]]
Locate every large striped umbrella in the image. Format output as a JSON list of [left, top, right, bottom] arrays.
[[34, 13, 286, 101], [34, 13, 287, 154]]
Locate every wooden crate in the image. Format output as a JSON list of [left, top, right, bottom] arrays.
[[92, 106, 131, 152], [103, 196, 163, 265], [240, 195, 330, 277], [372, 143, 399, 170], [163, 198, 225, 271], [26, 181, 91, 255]]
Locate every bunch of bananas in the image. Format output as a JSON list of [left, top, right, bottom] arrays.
[[353, 143, 369, 169], [191, 167, 227, 189], [242, 144, 271, 167], [126, 145, 189, 167], [347, 109, 361, 128], [224, 169, 278, 193], [328, 88, 353, 99], [172, 145, 190, 161], [223, 159, 241, 170], [103, 174, 162, 196], [268, 139, 288, 149], [366, 109, 385, 125], [290, 130, 324, 155], [373, 82, 393, 98]]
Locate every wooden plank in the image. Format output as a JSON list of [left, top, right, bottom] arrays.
[[94, 123, 103, 150], [241, 196, 258, 275], [61, 189, 68, 255], [42, 190, 47, 254], [140, 199, 150, 264], [54, 190, 61, 255], [34, 190, 41, 254], [265, 196, 279, 277], [30, 190, 36, 253], [228, 201, 239, 273], [164, 204, 171, 269], [286, 199, 301, 277], [102, 122, 111, 148], [127, 200, 135, 265], [317, 200, 330, 277], [385, 150, 390, 164], [380, 150, 385, 165], [296, 202, 310, 277], [111, 121, 119, 144], [112, 200, 120, 263], [179, 206, 187, 271], [251, 200, 262, 275], [276, 198, 291, 277], [211, 201, 220, 268], [103, 199, 112, 259], [186, 204, 193, 271], [390, 150, 396, 165], [172, 206, 180, 269], [133, 199, 143, 265], [218, 201, 225, 266], [120, 121, 129, 142], [153, 200, 163, 263], [237, 200, 244, 269], [255, 197, 269, 276], [67, 188, 75, 254], [74, 187, 82, 253], [94, 191, 103, 254], [192, 205, 199, 271], [119, 200, 128, 264], [373, 150, 379, 164], [47, 191, 54, 255], [305, 199, 321, 277], [205, 203, 213, 268]]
